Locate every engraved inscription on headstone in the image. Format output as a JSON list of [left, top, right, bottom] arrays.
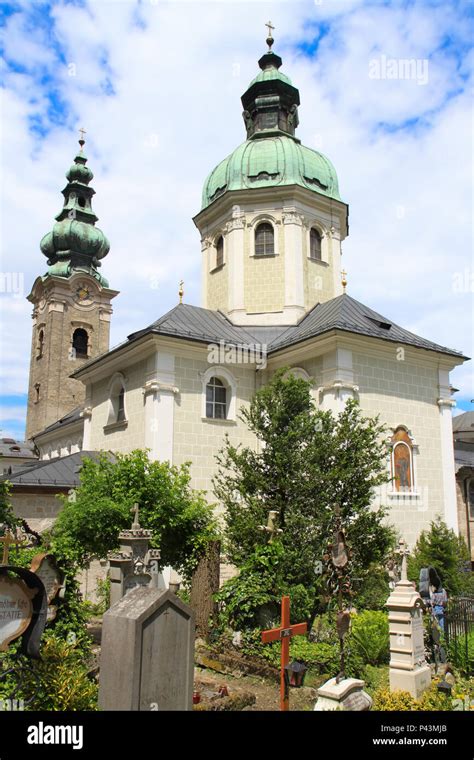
[[30, 554, 63, 622], [0, 575, 34, 650], [412, 611, 425, 662]]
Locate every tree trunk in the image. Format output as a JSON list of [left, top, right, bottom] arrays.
[[190, 540, 221, 639]]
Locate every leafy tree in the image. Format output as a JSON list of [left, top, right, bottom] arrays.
[[52, 449, 219, 580], [0, 480, 20, 531], [214, 369, 395, 625], [408, 517, 473, 596]]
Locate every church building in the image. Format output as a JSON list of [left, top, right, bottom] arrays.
[[19, 35, 468, 552]]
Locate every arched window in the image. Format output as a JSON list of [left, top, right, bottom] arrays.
[[37, 329, 44, 359], [72, 328, 88, 357], [216, 236, 224, 268], [391, 428, 414, 492], [255, 222, 274, 257], [206, 377, 227, 419], [117, 387, 126, 422], [106, 373, 128, 428], [34, 383, 40, 403], [309, 228, 322, 261]]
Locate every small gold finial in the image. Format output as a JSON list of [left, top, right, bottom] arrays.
[[78, 127, 86, 150], [178, 280, 184, 304], [265, 20, 275, 50], [341, 269, 347, 293]]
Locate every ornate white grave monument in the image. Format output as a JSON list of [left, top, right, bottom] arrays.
[[386, 539, 431, 698]]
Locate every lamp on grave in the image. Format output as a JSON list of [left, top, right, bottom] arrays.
[[285, 660, 308, 688]]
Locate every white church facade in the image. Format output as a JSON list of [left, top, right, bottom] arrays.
[[20, 38, 467, 552]]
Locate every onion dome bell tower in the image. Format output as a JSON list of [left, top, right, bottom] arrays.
[[194, 27, 349, 326], [25, 133, 118, 441]]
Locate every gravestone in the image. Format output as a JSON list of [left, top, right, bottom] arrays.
[[0, 574, 34, 650], [99, 586, 195, 711], [386, 539, 431, 698], [29, 553, 64, 622], [314, 677, 372, 711], [107, 505, 165, 607]]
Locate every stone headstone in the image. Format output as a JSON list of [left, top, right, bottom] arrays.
[[0, 574, 34, 650], [314, 677, 372, 711], [107, 506, 165, 607], [99, 586, 195, 711], [29, 553, 64, 622]]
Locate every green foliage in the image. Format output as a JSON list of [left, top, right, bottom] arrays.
[[0, 480, 20, 530], [0, 635, 98, 711], [372, 685, 452, 711], [353, 565, 390, 611], [214, 542, 285, 630], [214, 369, 395, 624], [447, 628, 474, 675], [52, 450, 219, 579], [349, 610, 389, 667], [408, 517, 473, 596]]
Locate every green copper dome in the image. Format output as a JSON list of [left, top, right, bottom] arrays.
[[202, 134, 341, 208], [39, 138, 110, 287], [201, 46, 342, 210]]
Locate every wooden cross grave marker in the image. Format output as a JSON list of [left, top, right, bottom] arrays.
[[0, 529, 28, 565], [261, 595, 307, 711]]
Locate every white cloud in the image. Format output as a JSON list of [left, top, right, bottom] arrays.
[[0, 0, 472, 434]]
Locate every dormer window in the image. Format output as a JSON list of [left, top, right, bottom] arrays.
[[255, 222, 274, 257], [309, 228, 322, 261]]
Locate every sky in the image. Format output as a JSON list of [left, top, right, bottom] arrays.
[[0, 0, 473, 440]]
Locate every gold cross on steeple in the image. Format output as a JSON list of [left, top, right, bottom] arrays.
[[265, 20, 275, 50], [341, 269, 347, 293], [178, 280, 184, 304], [78, 127, 86, 150]]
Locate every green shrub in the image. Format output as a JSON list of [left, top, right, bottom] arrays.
[[372, 684, 452, 711], [447, 628, 474, 676], [0, 635, 98, 711], [349, 610, 389, 666]]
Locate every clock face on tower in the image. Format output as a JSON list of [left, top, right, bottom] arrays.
[[74, 283, 93, 306]]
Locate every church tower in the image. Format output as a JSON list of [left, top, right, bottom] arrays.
[[194, 30, 348, 326], [25, 134, 118, 440]]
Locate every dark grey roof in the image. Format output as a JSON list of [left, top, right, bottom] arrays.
[[73, 294, 467, 377], [265, 294, 467, 357], [454, 441, 474, 471], [1, 451, 110, 488], [128, 303, 260, 346], [34, 406, 83, 438], [453, 412, 474, 434], [131, 296, 466, 358], [0, 439, 36, 459]]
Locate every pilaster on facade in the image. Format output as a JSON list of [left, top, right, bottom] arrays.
[[437, 370, 458, 532], [318, 348, 358, 412], [143, 352, 177, 464]]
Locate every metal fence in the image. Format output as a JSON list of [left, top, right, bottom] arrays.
[[444, 595, 474, 674]]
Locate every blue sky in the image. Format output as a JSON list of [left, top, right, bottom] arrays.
[[0, 0, 473, 439]]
